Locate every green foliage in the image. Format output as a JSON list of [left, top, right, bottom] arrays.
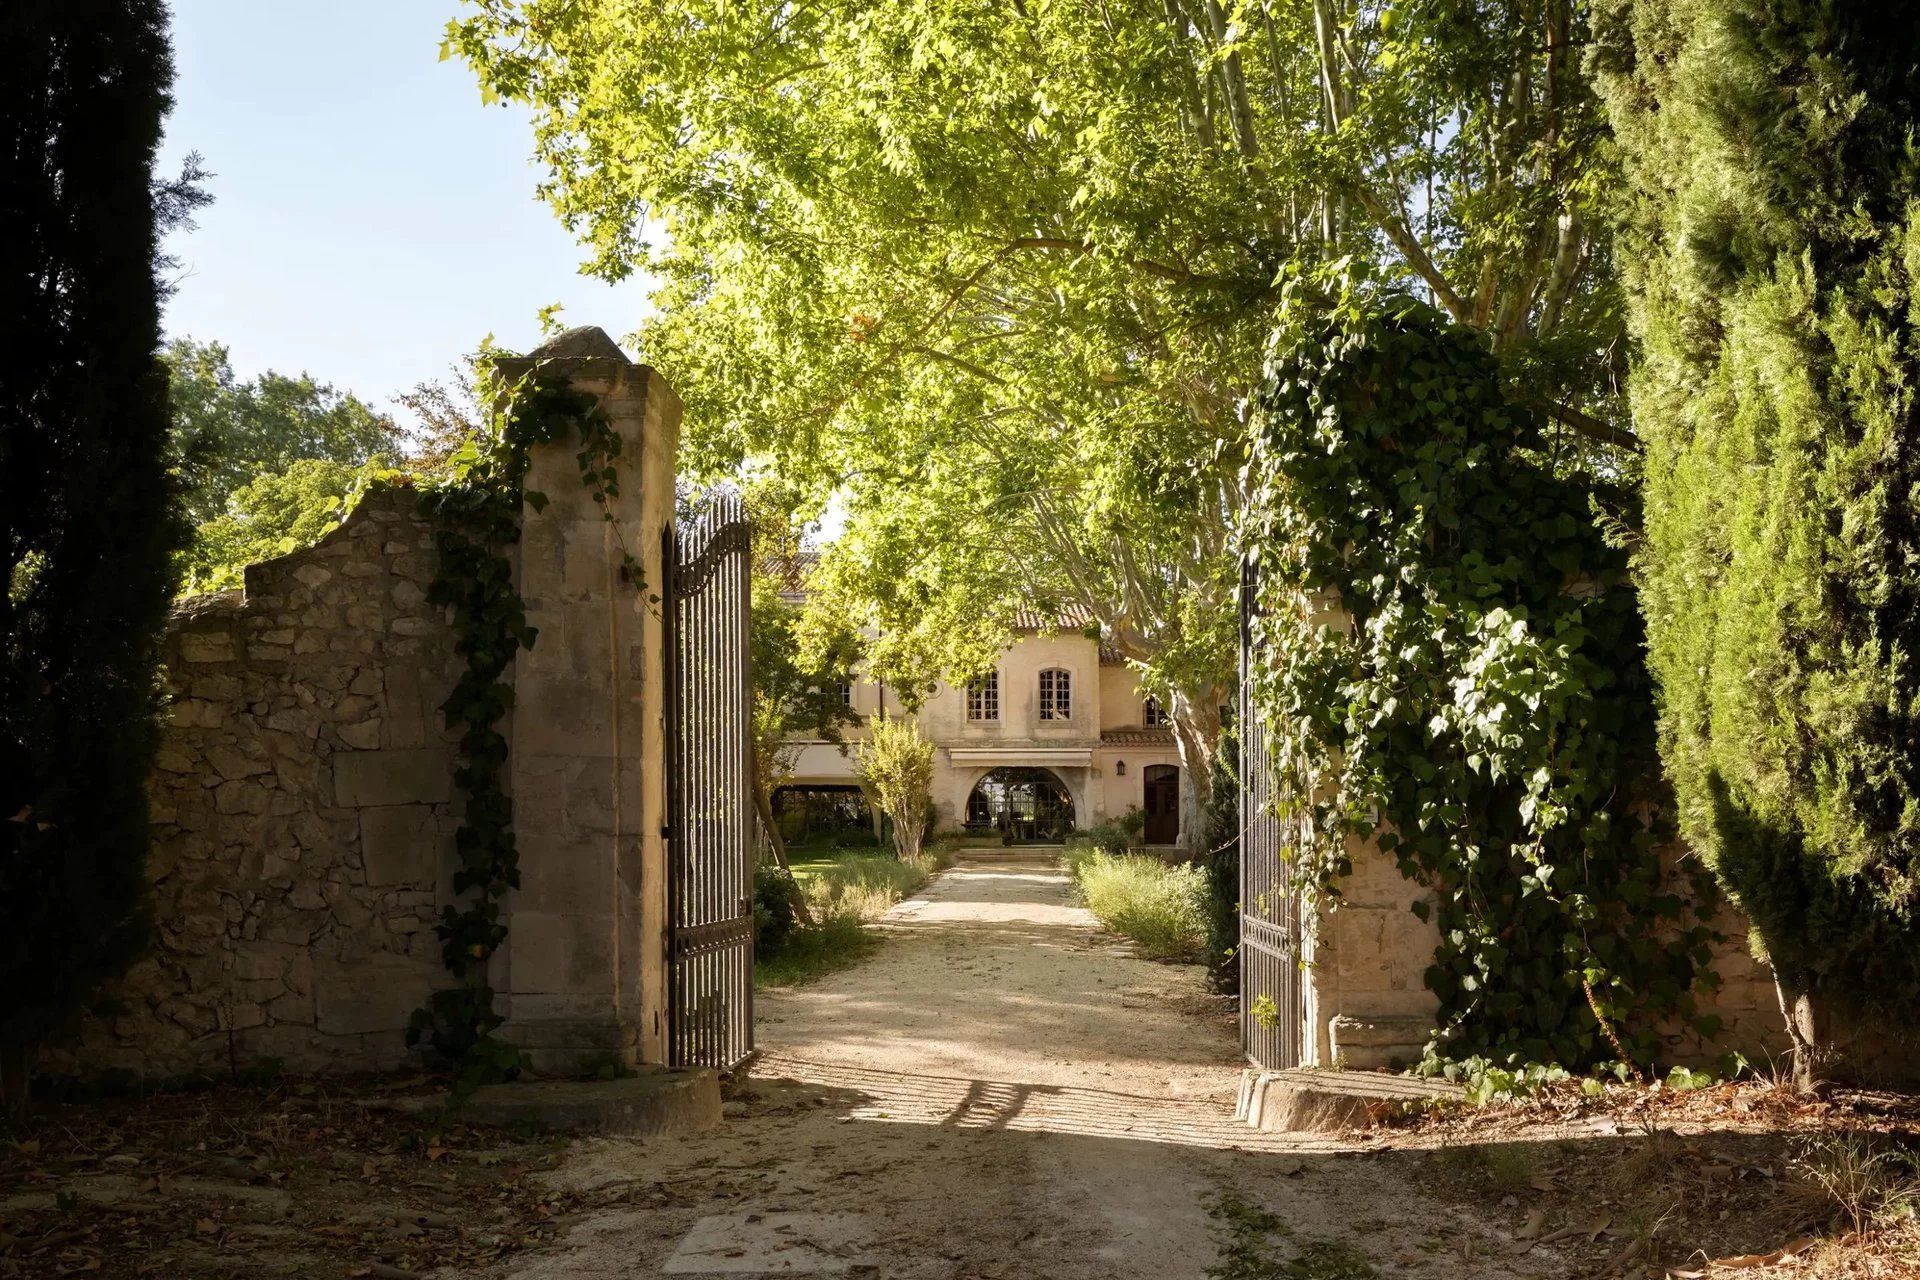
[[1244, 297, 1712, 1069], [752, 863, 799, 959], [1424, 1056, 1578, 1106], [854, 715, 935, 862], [178, 457, 390, 594], [1079, 820, 1137, 857], [446, 0, 1627, 809], [165, 337, 400, 529], [753, 910, 877, 988], [797, 853, 931, 921], [1201, 735, 1242, 994], [1595, 1, 1920, 1024], [746, 497, 860, 799], [404, 372, 629, 1095], [0, 0, 184, 1101], [1207, 1192, 1378, 1280], [1066, 850, 1208, 963]]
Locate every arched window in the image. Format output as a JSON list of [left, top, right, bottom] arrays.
[[1038, 667, 1072, 721], [966, 670, 1000, 722], [1143, 695, 1170, 728], [965, 767, 1076, 841]]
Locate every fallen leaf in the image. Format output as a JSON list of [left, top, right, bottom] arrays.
[[194, 1218, 217, 1236], [1705, 1238, 1822, 1269]]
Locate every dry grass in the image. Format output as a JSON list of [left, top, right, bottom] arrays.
[[1388, 1078, 1920, 1279], [1062, 848, 1207, 962]]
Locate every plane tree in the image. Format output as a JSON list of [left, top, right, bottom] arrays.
[[448, 0, 1630, 827]]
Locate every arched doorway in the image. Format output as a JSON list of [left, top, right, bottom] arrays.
[[1142, 764, 1180, 844], [965, 767, 1077, 843]]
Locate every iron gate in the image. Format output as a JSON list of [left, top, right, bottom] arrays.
[[1239, 552, 1306, 1069], [663, 489, 755, 1070]]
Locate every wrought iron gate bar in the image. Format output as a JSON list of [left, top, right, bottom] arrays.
[[664, 489, 756, 1071], [1239, 551, 1305, 1070], [670, 917, 756, 958]]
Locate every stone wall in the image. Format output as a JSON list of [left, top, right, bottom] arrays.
[[1307, 841, 1916, 1083], [47, 328, 680, 1081], [49, 485, 463, 1076]]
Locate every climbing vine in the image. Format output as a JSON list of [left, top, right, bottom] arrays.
[[406, 364, 635, 1091], [1243, 296, 1716, 1070]]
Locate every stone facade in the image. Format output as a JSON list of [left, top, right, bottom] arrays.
[[48, 329, 680, 1081], [783, 624, 1190, 843]]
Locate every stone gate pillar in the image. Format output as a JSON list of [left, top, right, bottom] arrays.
[[494, 327, 678, 1069]]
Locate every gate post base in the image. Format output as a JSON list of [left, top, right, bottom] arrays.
[[501, 1000, 643, 1074]]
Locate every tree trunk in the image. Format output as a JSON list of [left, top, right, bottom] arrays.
[[1170, 689, 1224, 851], [751, 777, 815, 927], [0, 1041, 32, 1122], [891, 806, 925, 863], [1774, 975, 1825, 1093]]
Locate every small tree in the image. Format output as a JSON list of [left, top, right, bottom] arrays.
[[854, 715, 933, 863]]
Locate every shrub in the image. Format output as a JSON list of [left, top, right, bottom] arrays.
[[800, 854, 928, 921], [1068, 851, 1207, 962], [753, 862, 799, 957], [1597, 0, 1920, 1061], [755, 906, 875, 987], [1200, 742, 1240, 994]]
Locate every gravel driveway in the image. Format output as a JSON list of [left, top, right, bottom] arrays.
[[499, 850, 1553, 1279]]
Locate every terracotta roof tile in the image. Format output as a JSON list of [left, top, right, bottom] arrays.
[[1101, 728, 1176, 748], [1009, 603, 1096, 632]]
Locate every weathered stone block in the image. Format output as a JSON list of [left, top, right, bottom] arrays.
[[178, 631, 238, 663], [332, 748, 453, 808], [337, 719, 382, 750], [313, 953, 437, 1036], [358, 805, 445, 886]]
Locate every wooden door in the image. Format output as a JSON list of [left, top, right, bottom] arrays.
[[1142, 764, 1179, 845]]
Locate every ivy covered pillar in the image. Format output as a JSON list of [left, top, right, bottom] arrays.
[[495, 327, 678, 1070]]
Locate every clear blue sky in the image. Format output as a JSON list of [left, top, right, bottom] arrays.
[[157, 1, 654, 412]]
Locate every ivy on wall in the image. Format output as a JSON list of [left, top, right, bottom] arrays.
[[1243, 296, 1714, 1070], [406, 368, 633, 1091]]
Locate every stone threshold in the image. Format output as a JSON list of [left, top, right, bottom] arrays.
[[1236, 1067, 1465, 1133]]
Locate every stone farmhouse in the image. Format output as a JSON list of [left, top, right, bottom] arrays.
[[776, 606, 1191, 847]]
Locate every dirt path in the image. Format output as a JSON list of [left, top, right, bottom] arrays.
[[500, 851, 1564, 1279]]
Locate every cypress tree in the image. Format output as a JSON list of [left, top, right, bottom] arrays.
[[0, 0, 183, 1109], [1597, 3, 1920, 1078]]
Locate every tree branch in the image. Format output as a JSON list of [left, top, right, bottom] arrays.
[[1535, 399, 1640, 452]]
